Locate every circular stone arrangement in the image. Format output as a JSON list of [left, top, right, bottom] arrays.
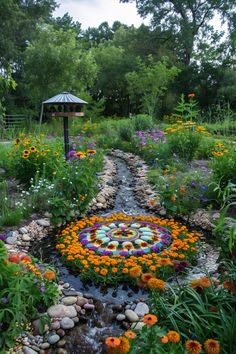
[[79, 221, 172, 256]]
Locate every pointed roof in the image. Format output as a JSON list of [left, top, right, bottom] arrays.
[[43, 92, 87, 105]]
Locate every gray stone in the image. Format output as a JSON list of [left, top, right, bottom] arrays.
[[61, 296, 77, 305], [48, 334, 60, 345], [116, 314, 126, 321], [60, 317, 75, 330], [22, 234, 31, 242], [23, 347, 38, 354], [36, 219, 50, 227], [56, 329, 65, 337], [56, 349, 67, 354], [71, 316, 79, 323], [76, 297, 88, 307], [75, 305, 81, 313], [134, 302, 149, 317], [131, 321, 145, 331], [62, 283, 70, 289], [47, 305, 77, 318], [31, 346, 40, 352], [19, 227, 28, 234], [40, 343, 50, 350], [61, 289, 78, 297], [6, 236, 18, 245], [83, 293, 94, 299], [44, 212, 53, 218], [125, 309, 139, 322], [83, 303, 95, 310]]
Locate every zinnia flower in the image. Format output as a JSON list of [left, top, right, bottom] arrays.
[[141, 273, 153, 283], [105, 337, 121, 348], [204, 339, 220, 354], [167, 330, 180, 343], [44, 270, 56, 280], [161, 336, 169, 344], [124, 330, 136, 340], [185, 340, 202, 354], [129, 266, 142, 278], [143, 314, 158, 327]]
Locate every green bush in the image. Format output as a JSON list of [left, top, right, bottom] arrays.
[[167, 130, 202, 161], [132, 114, 154, 131], [118, 120, 134, 142], [0, 241, 58, 350], [210, 149, 236, 188]]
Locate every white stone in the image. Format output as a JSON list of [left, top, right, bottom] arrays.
[[134, 302, 149, 317], [61, 296, 77, 305], [36, 219, 50, 227], [47, 305, 77, 318], [60, 317, 75, 330], [125, 309, 139, 322]]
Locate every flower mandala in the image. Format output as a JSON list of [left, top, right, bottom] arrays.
[[56, 213, 201, 284], [79, 221, 172, 256]]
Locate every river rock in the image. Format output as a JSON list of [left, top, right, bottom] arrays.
[[131, 321, 146, 331], [116, 314, 126, 321], [61, 296, 77, 305], [134, 302, 149, 317], [6, 236, 18, 245], [36, 219, 50, 227], [57, 349, 67, 354], [51, 320, 60, 330], [125, 309, 139, 322], [40, 343, 50, 350], [71, 316, 79, 323], [22, 234, 31, 242], [23, 347, 38, 354], [61, 289, 78, 297], [62, 283, 70, 289], [19, 227, 28, 234], [47, 305, 77, 318], [48, 334, 60, 345], [57, 339, 66, 348], [76, 297, 88, 306], [56, 329, 66, 337], [60, 317, 75, 330], [83, 303, 95, 310]]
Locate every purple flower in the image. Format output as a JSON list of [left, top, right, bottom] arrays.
[[67, 150, 76, 158], [40, 287, 45, 293], [81, 240, 89, 246], [191, 182, 196, 187], [201, 185, 207, 191], [1, 297, 8, 304], [101, 250, 113, 256], [120, 251, 129, 257], [0, 234, 6, 242]]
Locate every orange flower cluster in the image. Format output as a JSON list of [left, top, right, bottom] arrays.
[[105, 336, 130, 354], [190, 277, 212, 290], [222, 279, 236, 295], [185, 338, 220, 354], [211, 142, 228, 157], [56, 214, 201, 284]]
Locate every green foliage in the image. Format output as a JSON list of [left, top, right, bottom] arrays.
[[132, 114, 154, 131], [210, 148, 236, 188], [118, 120, 134, 142], [126, 56, 180, 117], [167, 129, 202, 161], [172, 94, 200, 122], [150, 282, 236, 354], [0, 241, 58, 350]]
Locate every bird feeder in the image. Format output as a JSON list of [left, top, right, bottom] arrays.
[[40, 92, 87, 159]]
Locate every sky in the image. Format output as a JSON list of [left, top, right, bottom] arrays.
[[53, 0, 148, 29]]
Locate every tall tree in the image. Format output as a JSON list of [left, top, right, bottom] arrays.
[[120, 0, 236, 65]]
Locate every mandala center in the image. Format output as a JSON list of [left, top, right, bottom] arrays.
[[107, 227, 139, 242]]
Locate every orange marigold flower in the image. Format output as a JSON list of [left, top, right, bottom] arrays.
[[204, 339, 220, 354], [105, 337, 121, 348], [117, 336, 130, 354], [124, 330, 136, 339], [179, 186, 186, 193], [100, 268, 108, 276], [147, 277, 166, 290], [188, 93, 195, 98], [129, 266, 142, 278], [167, 330, 180, 343], [170, 196, 176, 202], [185, 340, 202, 354], [199, 277, 211, 288], [223, 280, 236, 294], [44, 270, 56, 281], [143, 314, 158, 327], [161, 336, 169, 344], [141, 273, 153, 283]]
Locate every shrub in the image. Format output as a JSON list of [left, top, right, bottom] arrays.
[[132, 114, 154, 131], [118, 120, 134, 142], [210, 148, 236, 188], [167, 129, 202, 161]]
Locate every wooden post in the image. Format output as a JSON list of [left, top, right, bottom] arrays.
[[63, 116, 69, 160]]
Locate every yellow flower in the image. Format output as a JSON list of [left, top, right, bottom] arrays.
[[167, 330, 180, 343]]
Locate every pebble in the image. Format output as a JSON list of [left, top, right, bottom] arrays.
[[83, 293, 95, 299], [134, 302, 149, 317], [57, 339, 66, 348], [75, 305, 81, 312], [51, 321, 60, 330], [60, 317, 75, 329], [125, 309, 139, 322], [47, 305, 77, 318], [62, 283, 70, 289], [23, 347, 38, 354], [76, 297, 88, 307], [83, 303, 95, 310], [40, 343, 50, 350], [56, 329, 66, 337], [56, 349, 67, 354], [61, 296, 77, 305], [48, 334, 60, 345], [131, 321, 145, 331], [116, 314, 126, 321], [19, 227, 28, 234], [36, 219, 50, 227], [6, 236, 18, 245], [71, 316, 79, 323], [112, 304, 123, 312], [22, 234, 31, 242], [61, 289, 78, 297], [31, 346, 40, 352]]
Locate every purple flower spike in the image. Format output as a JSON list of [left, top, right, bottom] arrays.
[[0, 235, 6, 242], [81, 240, 89, 246]]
